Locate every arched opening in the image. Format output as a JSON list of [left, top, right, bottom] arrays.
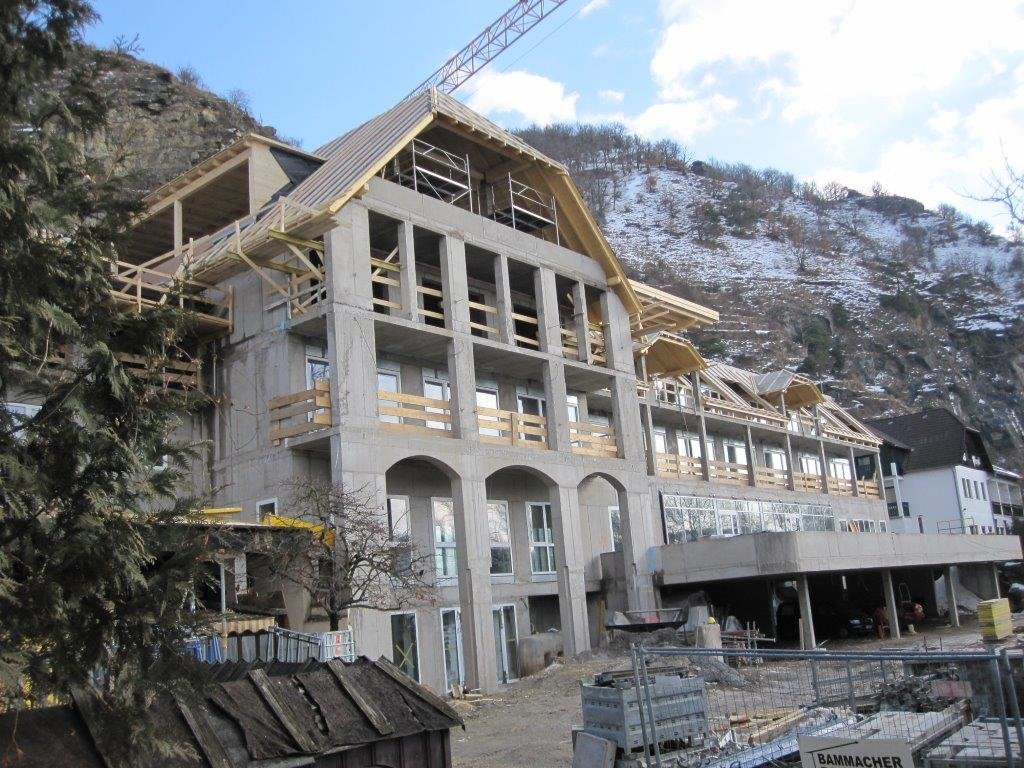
[[577, 471, 630, 648], [374, 455, 459, 693], [483, 465, 558, 682]]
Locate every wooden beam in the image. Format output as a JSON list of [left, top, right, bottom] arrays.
[[327, 660, 396, 736], [247, 669, 319, 753], [269, 229, 324, 252], [229, 249, 292, 303]]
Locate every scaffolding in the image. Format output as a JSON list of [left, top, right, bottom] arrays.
[[488, 173, 559, 241], [381, 138, 473, 211]]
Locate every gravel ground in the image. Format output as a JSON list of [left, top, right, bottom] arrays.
[[451, 620, 999, 768]]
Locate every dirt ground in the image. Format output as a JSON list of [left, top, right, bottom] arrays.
[[450, 620, 1001, 768]]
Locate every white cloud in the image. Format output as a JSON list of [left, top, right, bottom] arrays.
[[580, 0, 609, 17], [465, 69, 579, 125], [628, 94, 738, 143], [651, 1, 1024, 144], [599, 89, 625, 104]]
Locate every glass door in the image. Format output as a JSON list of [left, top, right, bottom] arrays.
[[492, 605, 519, 684], [516, 394, 545, 444], [390, 613, 419, 682], [378, 370, 400, 424], [423, 375, 451, 430], [477, 388, 500, 437], [440, 608, 464, 690]]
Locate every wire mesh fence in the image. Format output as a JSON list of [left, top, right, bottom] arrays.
[[610, 644, 1024, 768]]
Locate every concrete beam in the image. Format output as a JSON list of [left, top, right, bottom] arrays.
[[396, 220, 418, 321], [534, 267, 563, 355], [493, 254, 515, 345], [439, 234, 470, 335]]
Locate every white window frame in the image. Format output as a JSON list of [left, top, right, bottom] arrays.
[[439, 607, 465, 689], [476, 388, 500, 436], [528, 501, 556, 575], [828, 457, 852, 480], [492, 603, 520, 684], [422, 372, 451, 431], [432, 497, 457, 582], [377, 369, 402, 424], [723, 440, 748, 466], [256, 498, 278, 522], [799, 454, 822, 476], [763, 448, 788, 471], [305, 352, 330, 390], [653, 427, 668, 455], [487, 500, 513, 577], [389, 611, 421, 682], [386, 495, 411, 543]]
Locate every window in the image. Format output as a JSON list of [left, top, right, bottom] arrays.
[[517, 394, 546, 444], [432, 498, 457, 580], [609, 506, 622, 552], [528, 502, 555, 574], [487, 501, 512, 576], [723, 440, 747, 466], [387, 496, 410, 542], [764, 448, 788, 471], [377, 370, 401, 424], [828, 458, 852, 480], [680, 433, 712, 460], [879, 521, 887, 533], [440, 608, 464, 688], [799, 454, 822, 476], [566, 394, 580, 423], [477, 388, 500, 436], [306, 353, 330, 389], [974, 481, 982, 500], [980, 483, 987, 501], [492, 605, 519, 684], [839, 519, 850, 532], [962, 478, 972, 499], [423, 373, 451, 431], [390, 612, 419, 681], [257, 498, 278, 522], [653, 428, 668, 455]]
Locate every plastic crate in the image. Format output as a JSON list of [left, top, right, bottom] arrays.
[[581, 675, 708, 751]]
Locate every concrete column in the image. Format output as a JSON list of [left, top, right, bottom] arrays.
[[619, 490, 658, 612], [882, 569, 901, 640], [783, 431, 797, 491], [610, 374, 645, 462], [542, 360, 572, 452], [817, 440, 830, 495], [396, 221, 418, 321], [493, 254, 515, 345], [572, 281, 593, 365], [440, 234, 470, 335], [534, 267, 563, 355], [326, 309, 378, 432], [945, 566, 961, 627], [744, 426, 757, 487], [446, 337, 478, 441], [849, 446, 860, 497], [325, 206, 373, 310], [551, 485, 590, 656], [640, 399, 658, 476], [691, 371, 711, 482], [600, 290, 634, 374], [797, 574, 816, 650], [451, 474, 498, 693]]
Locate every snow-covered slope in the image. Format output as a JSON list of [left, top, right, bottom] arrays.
[[599, 164, 1023, 468]]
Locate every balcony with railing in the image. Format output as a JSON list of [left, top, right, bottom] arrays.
[[707, 459, 749, 486], [826, 475, 855, 496], [570, 420, 618, 458], [655, 452, 703, 480], [117, 352, 202, 392], [755, 465, 790, 489], [793, 471, 824, 493], [269, 379, 332, 445], [377, 390, 453, 437], [478, 407, 549, 449], [857, 479, 882, 499]]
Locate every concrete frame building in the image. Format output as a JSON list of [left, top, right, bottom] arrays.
[[109, 90, 1020, 694]]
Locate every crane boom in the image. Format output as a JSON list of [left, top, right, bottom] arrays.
[[406, 0, 570, 98]]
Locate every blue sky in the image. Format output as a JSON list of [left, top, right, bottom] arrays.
[[85, 0, 1024, 230]]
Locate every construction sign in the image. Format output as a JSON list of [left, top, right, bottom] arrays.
[[799, 736, 915, 768]]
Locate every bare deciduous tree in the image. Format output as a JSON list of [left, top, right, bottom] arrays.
[[266, 480, 434, 631], [979, 155, 1024, 229]]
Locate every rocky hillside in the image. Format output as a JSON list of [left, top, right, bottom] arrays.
[[520, 125, 1024, 470], [81, 53, 1024, 470], [79, 48, 277, 196]]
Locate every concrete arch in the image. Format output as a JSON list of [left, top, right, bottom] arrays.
[[383, 452, 461, 482], [577, 469, 628, 494], [483, 462, 558, 488]]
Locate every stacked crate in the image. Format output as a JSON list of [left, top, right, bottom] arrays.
[[978, 598, 1012, 641], [581, 675, 708, 752]]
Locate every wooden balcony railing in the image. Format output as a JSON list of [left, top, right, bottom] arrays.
[[570, 421, 618, 458], [701, 396, 787, 428], [269, 379, 331, 445], [468, 299, 499, 336], [478, 407, 548, 449], [755, 466, 789, 489], [827, 476, 855, 496], [587, 322, 607, 364], [561, 325, 581, 360], [416, 284, 445, 325], [708, 459, 748, 486], [857, 479, 882, 499], [370, 249, 402, 314], [655, 452, 703, 480], [793, 471, 823, 493], [378, 391, 452, 436], [118, 352, 201, 392], [511, 310, 540, 349], [109, 259, 232, 335]]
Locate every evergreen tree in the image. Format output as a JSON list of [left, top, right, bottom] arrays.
[[0, 0, 208, 747]]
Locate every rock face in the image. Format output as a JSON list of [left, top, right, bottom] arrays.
[[81, 50, 276, 196]]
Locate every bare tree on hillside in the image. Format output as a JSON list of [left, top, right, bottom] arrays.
[[264, 480, 434, 631], [979, 155, 1024, 229]]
